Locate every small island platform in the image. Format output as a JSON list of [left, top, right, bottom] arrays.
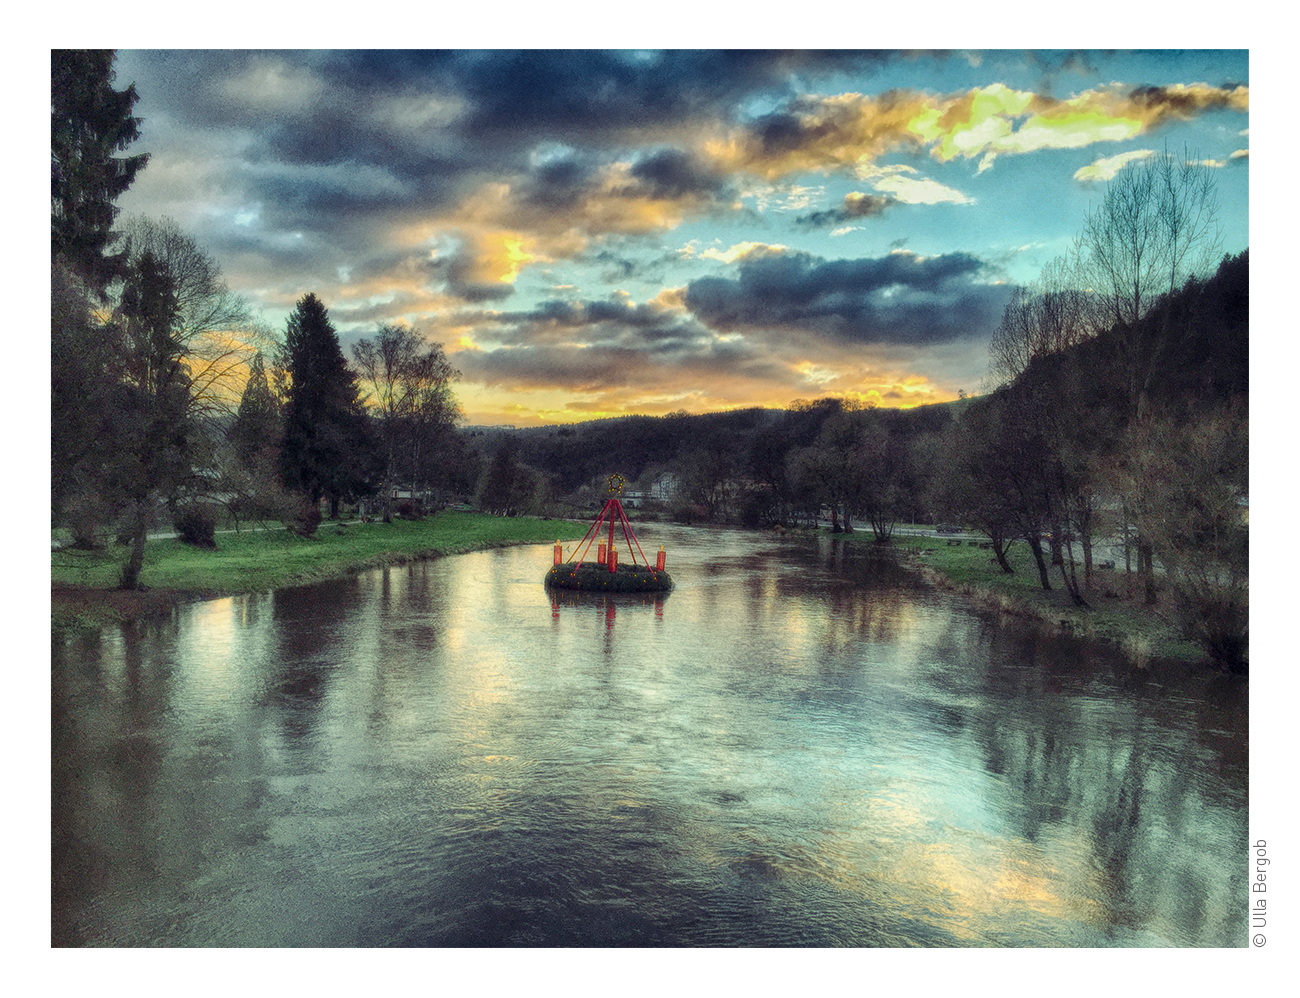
[[544, 473, 675, 594], [545, 561, 673, 593]]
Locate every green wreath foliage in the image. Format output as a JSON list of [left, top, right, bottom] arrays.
[[545, 561, 673, 593]]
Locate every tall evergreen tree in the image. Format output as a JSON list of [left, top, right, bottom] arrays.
[[51, 50, 149, 291], [110, 251, 195, 588], [52, 262, 115, 535], [279, 294, 377, 512], [230, 352, 280, 467], [477, 441, 515, 515]]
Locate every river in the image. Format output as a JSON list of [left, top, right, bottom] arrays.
[[51, 525, 1248, 947]]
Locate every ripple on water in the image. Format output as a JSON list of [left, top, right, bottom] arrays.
[[52, 533, 1248, 947]]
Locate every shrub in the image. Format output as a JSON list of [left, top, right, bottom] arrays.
[[65, 494, 110, 549], [738, 491, 777, 528], [396, 499, 425, 520], [1173, 582, 1248, 674], [293, 501, 323, 537], [174, 507, 217, 548]]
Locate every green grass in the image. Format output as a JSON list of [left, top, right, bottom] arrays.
[[53, 512, 1205, 666], [852, 531, 1204, 665], [52, 511, 588, 597]]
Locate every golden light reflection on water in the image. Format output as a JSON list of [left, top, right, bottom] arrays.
[[182, 597, 236, 670], [171, 597, 248, 715], [54, 529, 1248, 946]]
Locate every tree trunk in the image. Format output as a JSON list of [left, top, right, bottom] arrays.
[[1122, 503, 1132, 576], [1078, 496, 1094, 590], [119, 505, 147, 590], [992, 535, 1015, 574], [1027, 533, 1053, 590], [382, 468, 394, 523], [1140, 542, 1157, 604], [1059, 538, 1090, 607]]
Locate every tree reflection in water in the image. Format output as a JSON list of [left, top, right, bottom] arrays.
[[52, 528, 1247, 946]]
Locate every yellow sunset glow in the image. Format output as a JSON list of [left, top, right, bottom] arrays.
[[118, 54, 1244, 433], [452, 361, 961, 425], [494, 234, 535, 284]]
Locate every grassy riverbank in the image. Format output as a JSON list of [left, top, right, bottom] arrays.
[[844, 531, 1205, 667], [52, 511, 588, 632]]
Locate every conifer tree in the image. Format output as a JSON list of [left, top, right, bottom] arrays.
[[230, 352, 280, 467], [51, 50, 149, 291], [111, 251, 193, 588], [278, 294, 378, 512]]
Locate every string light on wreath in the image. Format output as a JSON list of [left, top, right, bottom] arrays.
[[606, 473, 625, 496]]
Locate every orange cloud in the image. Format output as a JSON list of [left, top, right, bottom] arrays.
[[447, 230, 540, 285], [703, 82, 1249, 180], [386, 160, 739, 298], [447, 295, 973, 425], [926, 82, 1250, 172], [704, 90, 931, 180]]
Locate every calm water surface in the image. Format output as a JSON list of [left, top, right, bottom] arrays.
[[52, 526, 1247, 946]]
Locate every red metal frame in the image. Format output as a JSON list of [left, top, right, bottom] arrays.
[[564, 496, 656, 573]]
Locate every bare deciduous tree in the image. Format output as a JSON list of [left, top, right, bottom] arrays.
[[352, 323, 461, 519], [1074, 148, 1222, 413], [989, 256, 1098, 387], [115, 215, 261, 419], [1103, 405, 1248, 670]]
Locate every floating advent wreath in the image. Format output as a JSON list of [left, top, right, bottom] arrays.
[[544, 474, 673, 593]]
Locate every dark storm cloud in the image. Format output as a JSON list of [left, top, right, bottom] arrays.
[[445, 50, 891, 138], [592, 251, 644, 283], [683, 248, 1013, 346], [458, 343, 653, 391], [587, 242, 686, 285], [118, 50, 867, 292], [627, 148, 729, 200], [1126, 83, 1245, 117], [117, 51, 269, 124], [520, 155, 602, 210], [122, 50, 894, 168], [248, 162, 420, 222], [1025, 49, 1100, 94], [331, 293, 441, 328], [449, 291, 792, 393], [117, 50, 477, 245], [796, 193, 895, 228], [487, 296, 707, 341], [455, 337, 781, 396], [749, 108, 840, 158], [518, 146, 731, 215], [431, 252, 517, 304]]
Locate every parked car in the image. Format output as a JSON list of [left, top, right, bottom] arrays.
[[936, 523, 962, 534]]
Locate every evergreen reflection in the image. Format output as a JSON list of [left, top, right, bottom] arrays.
[[52, 532, 1247, 946]]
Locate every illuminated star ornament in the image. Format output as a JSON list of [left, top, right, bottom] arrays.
[[545, 472, 672, 592]]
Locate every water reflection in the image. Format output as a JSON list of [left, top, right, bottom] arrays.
[[548, 590, 669, 655], [52, 527, 1247, 946]]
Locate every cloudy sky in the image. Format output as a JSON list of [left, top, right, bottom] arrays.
[[111, 48, 1249, 426]]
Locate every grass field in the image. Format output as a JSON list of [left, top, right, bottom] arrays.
[[52, 511, 588, 630], [868, 531, 1203, 666], [51, 512, 1207, 666]]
